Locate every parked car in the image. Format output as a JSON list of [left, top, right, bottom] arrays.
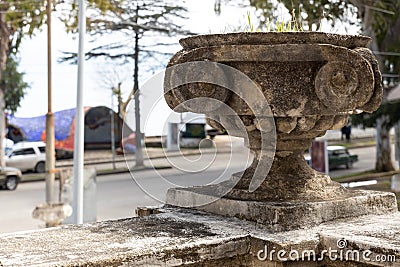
[[3, 138, 14, 155], [328, 146, 358, 169], [305, 145, 358, 170], [5, 142, 46, 173], [0, 166, 22, 190]]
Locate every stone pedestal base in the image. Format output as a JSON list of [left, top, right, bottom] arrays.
[[166, 188, 397, 232]]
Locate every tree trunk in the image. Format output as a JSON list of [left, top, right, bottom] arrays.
[[0, 90, 5, 168], [0, 13, 10, 168], [376, 115, 395, 172]]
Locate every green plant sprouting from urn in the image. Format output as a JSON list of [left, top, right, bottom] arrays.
[[245, 9, 303, 32]]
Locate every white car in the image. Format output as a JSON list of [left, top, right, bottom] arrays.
[[3, 138, 14, 155], [5, 142, 46, 173]]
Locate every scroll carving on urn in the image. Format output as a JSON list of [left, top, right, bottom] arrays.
[[164, 32, 382, 203]]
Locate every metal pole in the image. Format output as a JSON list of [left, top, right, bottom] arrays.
[[395, 122, 400, 169], [72, 0, 86, 224], [133, 5, 143, 167], [45, 0, 55, 204], [110, 91, 116, 170]]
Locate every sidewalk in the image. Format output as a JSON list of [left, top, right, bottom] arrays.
[[55, 135, 240, 168], [21, 135, 243, 181], [317, 127, 377, 142], [21, 131, 379, 182], [67, 129, 376, 167]]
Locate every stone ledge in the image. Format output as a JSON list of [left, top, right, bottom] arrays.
[[0, 208, 399, 266], [166, 188, 398, 232]]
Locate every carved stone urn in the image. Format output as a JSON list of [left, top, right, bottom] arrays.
[[163, 32, 397, 231]]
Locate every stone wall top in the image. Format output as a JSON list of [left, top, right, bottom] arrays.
[[0, 207, 399, 266]]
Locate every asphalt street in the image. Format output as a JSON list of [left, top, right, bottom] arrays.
[[0, 144, 398, 234], [0, 150, 252, 233]]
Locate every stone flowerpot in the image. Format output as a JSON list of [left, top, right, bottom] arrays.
[[163, 32, 397, 231]]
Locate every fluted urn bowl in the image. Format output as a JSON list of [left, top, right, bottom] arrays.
[[164, 32, 382, 203]]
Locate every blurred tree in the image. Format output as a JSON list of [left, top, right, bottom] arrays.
[[338, 0, 400, 171], [0, 0, 46, 166], [60, 0, 189, 66], [1, 53, 29, 114], [97, 63, 131, 119], [221, 0, 400, 171], [59, 0, 190, 167]]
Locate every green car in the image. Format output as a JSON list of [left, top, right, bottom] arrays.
[[328, 146, 358, 169], [305, 145, 358, 170]]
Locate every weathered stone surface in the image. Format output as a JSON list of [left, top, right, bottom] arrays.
[[179, 32, 371, 49], [0, 212, 251, 266], [163, 32, 386, 230], [1, 208, 399, 266], [166, 189, 397, 232], [166, 35, 381, 116]]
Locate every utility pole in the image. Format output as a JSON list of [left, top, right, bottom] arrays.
[[133, 4, 143, 168], [32, 0, 73, 228], [72, 0, 86, 224], [45, 0, 55, 204], [110, 90, 116, 170]]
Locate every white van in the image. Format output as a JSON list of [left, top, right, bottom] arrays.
[[5, 142, 46, 173]]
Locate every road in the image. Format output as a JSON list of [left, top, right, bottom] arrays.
[[0, 144, 398, 234], [0, 148, 252, 233], [329, 145, 399, 177]]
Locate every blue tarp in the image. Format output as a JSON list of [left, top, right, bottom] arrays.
[[7, 108, 76, 142]]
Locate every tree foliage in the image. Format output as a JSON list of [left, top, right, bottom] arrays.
[[243, 0, 400, 84], [57, 0, 120, 33], [1, 54, 29, 114], [0, 0, 47, 166], [352, 101, 400, 130], [0, 0, 46, 51], [253, 0, 352, 29]]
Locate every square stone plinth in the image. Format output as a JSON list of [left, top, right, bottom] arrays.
[[166, 188, 397, 232]]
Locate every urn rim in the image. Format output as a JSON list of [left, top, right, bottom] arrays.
[[180, 32, 371, 50]]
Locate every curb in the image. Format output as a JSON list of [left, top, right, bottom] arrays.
[[55, 147, 228, 168], [96, 165, 172, 176], [335, 170, 400, 183], [21, 165, 173, 183]]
